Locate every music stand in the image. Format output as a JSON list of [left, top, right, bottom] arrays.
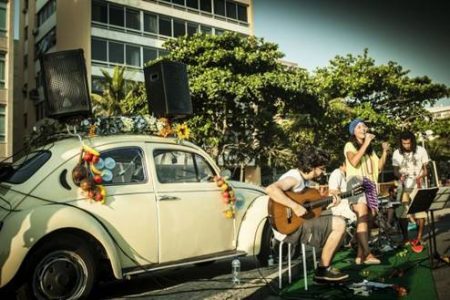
[[406, 187, 438, 215], [428, 187, 450, 268], [407, 187, 449, 268]]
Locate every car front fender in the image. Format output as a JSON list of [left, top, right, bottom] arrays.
[[236, 195, 269, 255], [0, 204, 123, 288]]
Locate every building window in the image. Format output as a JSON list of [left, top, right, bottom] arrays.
[[125, 8, 140, 30], [34, 27, 56, 59], [237, 4, 247, 22], [37, 0, 56, 26], [172, 0, 185, 6], [214, 0, 225, 16], [109, 42, 124, 64], [126, 44, 140, 66], [226, 1, 237, 19], [200, 25, 212, 34], [0, 3, 6, 35], [187, 22, 198, 36], [143, 13, 157, 33], [0, 54, 5, 88], [159, 17, 171, 36], [186, 0, 198, 9], [143, 47, 157, 64], [200, 0, 212, 13], [0, 105, 4, 142], [24, 25, 28, 40], [92, 38, 107, 61], [173, 19, 185, 37], [109, 5, 124, 27], [92, 0, 107, 23]]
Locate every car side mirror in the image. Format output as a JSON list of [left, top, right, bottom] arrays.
[[220, 169, 232, 180]]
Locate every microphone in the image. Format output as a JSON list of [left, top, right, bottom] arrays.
[[364, 128, 376, 138]]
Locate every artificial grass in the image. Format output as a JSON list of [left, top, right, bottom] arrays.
[[281, 245, 438, 299]]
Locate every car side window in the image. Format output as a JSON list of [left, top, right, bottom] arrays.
[[154, 150, 215, 184], [100, 147, 146, 185]]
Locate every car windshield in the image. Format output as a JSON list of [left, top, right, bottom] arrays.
[[0, 151, 52, 184]]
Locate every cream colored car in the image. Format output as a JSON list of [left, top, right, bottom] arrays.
[[0, 135, 273, 299]]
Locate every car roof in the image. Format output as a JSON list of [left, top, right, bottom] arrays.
[[43, 134, 202, 153]]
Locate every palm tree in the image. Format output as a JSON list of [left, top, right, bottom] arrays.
[[91, 66, 129, 117]]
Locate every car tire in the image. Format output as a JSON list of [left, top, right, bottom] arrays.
[[23, 233, 97, 300], [257, 221, 298, 267]]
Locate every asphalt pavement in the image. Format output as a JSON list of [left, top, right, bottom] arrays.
[[99, 208, 449, 300]]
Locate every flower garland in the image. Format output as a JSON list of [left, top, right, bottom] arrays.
[[72, 144, 107, 204], [26, 115, 191, 150], [214, 176, 236, 219], [78, 115, 190, 141]]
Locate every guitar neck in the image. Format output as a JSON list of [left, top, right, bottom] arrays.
[[303, 190, 355, 209]]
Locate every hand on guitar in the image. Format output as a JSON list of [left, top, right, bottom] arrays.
[[331, 194, 341, 207], [292, 203, 308, 217]]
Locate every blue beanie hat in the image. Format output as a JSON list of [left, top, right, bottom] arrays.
[[349, 118, 364, 135]]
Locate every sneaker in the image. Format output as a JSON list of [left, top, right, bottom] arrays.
[[410, 240, 424, 253], [411, 244, 424, 253], [314, 266, 349, 282]]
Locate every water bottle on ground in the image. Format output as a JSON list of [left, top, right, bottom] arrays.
[[267, 254, 274, 267], [231, 257, 241, 285]]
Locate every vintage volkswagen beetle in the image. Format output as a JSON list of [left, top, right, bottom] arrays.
[[0, 134, 276, 299]]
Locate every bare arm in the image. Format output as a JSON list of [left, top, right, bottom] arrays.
[[378, 142, 390, 173], [266, 177, 307, 216], [346, 134, 375, 167], [418, 163, 429, 179], [393, 166, 402, 180]]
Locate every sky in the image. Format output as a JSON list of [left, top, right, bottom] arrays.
[[253, 0, 450, 106]]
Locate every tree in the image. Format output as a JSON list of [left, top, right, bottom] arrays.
[[160, 32, 318, 171], [310, 49, 449, 164], [91, 66, 148, 117]]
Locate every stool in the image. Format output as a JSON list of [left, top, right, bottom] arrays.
[[273, 229, 317, 290]]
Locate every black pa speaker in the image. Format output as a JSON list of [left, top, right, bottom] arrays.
[[143, 61, 192, 118], [40, 49, 92, 119]]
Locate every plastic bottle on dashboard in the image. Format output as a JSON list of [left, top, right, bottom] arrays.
[[231, 257, 241, 285]]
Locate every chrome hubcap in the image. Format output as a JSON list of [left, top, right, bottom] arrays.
[[33, 250, 88, 300]]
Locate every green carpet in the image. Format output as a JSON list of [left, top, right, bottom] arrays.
[[281, 245, 438, 299]]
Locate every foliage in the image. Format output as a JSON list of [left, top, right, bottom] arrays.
[[311, 49, 449, 165], [160, 32, 319, 169], [91, 66, 148, 117]]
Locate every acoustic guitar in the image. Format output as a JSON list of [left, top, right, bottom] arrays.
[[268, 185, 364, 235]]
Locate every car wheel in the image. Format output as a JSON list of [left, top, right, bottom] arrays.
[[257, 221, 298, 267], [26, 233, 97, 300]]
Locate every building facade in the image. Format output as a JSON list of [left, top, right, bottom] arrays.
[[427, 105, 450, 120], [17, 0, 253, 152], [0, 0, 14, 161]]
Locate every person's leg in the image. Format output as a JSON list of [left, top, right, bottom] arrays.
[[416, 217, 425, 242], [398, 217, 409, 243], [319, 216, 346, 267], [315, 216, 349, 281], [353, 202, 370, 259], [387, 208, 394, 227]]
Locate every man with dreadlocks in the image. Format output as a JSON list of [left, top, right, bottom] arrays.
[[393, 131, 430, 253]]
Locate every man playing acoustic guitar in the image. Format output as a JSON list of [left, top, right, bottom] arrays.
[[266, 146, 349, 282]]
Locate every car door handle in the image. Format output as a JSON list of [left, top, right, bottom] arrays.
[[158, 195, 180, 201]]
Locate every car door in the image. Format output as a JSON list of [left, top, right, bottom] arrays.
[[149, 144, 235, 263], [88, 145, 159, 268]]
